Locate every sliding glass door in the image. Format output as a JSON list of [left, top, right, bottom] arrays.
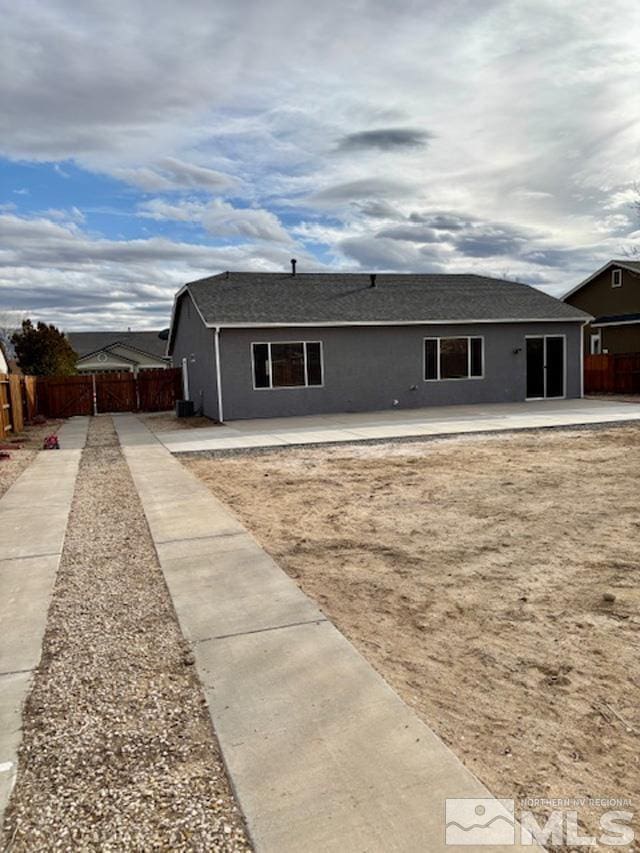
[[526, 336, 565, 399]]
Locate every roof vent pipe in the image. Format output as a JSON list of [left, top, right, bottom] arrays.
[[369, 274, 377, 288], [291, 258, 297, 277]]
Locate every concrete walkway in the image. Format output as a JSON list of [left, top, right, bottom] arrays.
[[116, 414, 535, 852], [154, 398, 640, 453], [0, 417, 89, 823]]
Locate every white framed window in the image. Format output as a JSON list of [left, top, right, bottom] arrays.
[[252, 341, 323, 389], [424, 336, 484, 381], [590, 332, 602, 355], [612, 268, 622, 287]]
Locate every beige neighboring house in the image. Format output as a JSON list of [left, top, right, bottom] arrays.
[[0, 340, 8, 374], [66, 331, 170, 375]]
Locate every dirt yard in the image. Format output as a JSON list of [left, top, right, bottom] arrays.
[[139, 411, 218, 432], [185, 425, 640, 846], [0, 418, 63, 498]]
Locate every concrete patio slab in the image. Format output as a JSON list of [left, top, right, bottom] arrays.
[[161, 544, 325, 641], [57, 416, 92, 450], [0, 415, 88, 823], [0, 672, 31, 821], [196, 619, 519, 852], [115, 413, 536, 852], [151, 399, 640, 454], [0, 555, 60, 674]]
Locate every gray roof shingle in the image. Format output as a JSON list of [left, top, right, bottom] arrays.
[[184, 272, 590, 326], [67, 331, 168, 359]]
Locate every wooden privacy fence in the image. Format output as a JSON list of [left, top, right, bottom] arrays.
[[584, 353, 640, 394], [0, 374, 37, 438], [37, 375, 94, 418], [37, 368, 183, 418]]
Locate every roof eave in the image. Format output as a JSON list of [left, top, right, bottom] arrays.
[[76, 341, 167, 362], [563, 260, 640, 301], [592, 318, 640, 328], [196, 316, 591, 329], [76, 350, 139, 366], [167, 284, 212, 356]]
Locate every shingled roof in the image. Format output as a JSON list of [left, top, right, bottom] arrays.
[[179, 272, 590, 329], [67, 331, 168, 359]]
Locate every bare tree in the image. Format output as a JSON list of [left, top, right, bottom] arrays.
[[624, 183, 640, 257], [0, 310, 27, 357]]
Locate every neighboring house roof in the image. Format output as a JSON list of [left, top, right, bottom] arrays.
[[563, 260, 640, 301], [67, 331, 168, 360], [591, 312, 640, 327], [170, 272, 588, 349], [76, 348, 140, 367]]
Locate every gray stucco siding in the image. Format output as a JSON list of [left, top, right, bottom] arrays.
[[218, 322, 583, 420], [171, 293, 219, 419]]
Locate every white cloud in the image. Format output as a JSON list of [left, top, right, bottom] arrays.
[[137, 199, 207, 222], [137, 197, 293, 243], [202, 200, 292, 243], [0, 212, 317, 327], [111, 158, 235, 193], [1, 0, 640, 324], [311, 178, 414, 206], [41, 206, 85, 224]]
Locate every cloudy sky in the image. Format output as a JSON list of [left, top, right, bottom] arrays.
[[1, 0, 639, 331]]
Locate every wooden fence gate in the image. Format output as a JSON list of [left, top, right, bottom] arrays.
[[0, 374, 11, 438], [137, 368, 183, 411], [1, 374, 35, 438], [37, 375, 94, 418], [584, 353, 640, 395], [37, 368, 183, 418], [95, 373, 137, 413]]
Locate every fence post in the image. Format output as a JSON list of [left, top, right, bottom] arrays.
[[92, 373, 98, 415], [135, 372, 141, 411], [0, 374, 10, 438], [8, 375, 24, 433]]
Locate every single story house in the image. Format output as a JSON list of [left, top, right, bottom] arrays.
[[66, 331, 170, 375], [167, 266, 590, 421], [563, 259, 640, 355]]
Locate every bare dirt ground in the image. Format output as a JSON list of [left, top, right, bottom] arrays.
[[3, 416, 250, 851], [0, 419, 63, 498], [586, 394, 640, 405], [140, 411, 219, 432], [0, 450, 35, 499], [185, 425, 640, 848]]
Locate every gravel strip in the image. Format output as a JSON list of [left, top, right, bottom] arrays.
[[0, 450, 36, 499], [3, 416, 251, 852]]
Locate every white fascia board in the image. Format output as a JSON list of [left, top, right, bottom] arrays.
[[591, 318, 640, 328], [77, 350, 138, 366], [166, 285, 188, 357], [202, 317, 590, 329], [167, 286, 210, 356]]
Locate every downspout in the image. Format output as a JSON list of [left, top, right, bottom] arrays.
[[214, 326, 224, 422], [181, 357, 190, 401]]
